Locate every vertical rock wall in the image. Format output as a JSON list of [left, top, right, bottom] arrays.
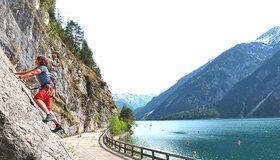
[[0, 47, 71, 159], [0, 0, 118, 137]]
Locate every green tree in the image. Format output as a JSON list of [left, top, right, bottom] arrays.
[[65, 20, 84, 56], [80, 40, 93, 66], [55, 9, 64, 26], [46, 8, 103, 78], [109, 106, 136, 136], [120, 105, 135, 130], [80, 40, 102, 77], [108, 115, 126, 136]]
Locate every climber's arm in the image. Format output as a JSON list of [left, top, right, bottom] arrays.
[[13, 70, 33, 75], [18, 68, 42, 79]]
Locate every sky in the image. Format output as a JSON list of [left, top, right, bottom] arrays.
[[56, 0, 280, 94]]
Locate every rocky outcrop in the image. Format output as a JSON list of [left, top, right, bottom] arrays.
[[0, 47, 71, 159], [0, 0, 117, 137], [0, 0, 118, 159]]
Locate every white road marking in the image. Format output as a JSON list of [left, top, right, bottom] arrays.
[[77, 146, 99, 160]]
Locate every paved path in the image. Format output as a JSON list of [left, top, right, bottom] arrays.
[[62, 129, 133, 160]]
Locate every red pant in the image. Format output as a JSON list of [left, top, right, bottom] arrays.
[[34, 87, 56, 111]]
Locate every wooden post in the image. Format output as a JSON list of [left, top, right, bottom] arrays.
[[119, 142, 121, 152], [152, 151, 155, 160], [140, 148, 143, 159], [131, 146, 134, 157], [166, 153, 169, 160], [124, 144, 126, 153]]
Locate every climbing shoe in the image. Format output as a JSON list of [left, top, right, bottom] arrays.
[[42, 115, 55, 123], [51, 125, 63, 133]]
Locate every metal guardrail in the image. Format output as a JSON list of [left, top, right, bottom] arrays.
[[102, 129, 198, 160]]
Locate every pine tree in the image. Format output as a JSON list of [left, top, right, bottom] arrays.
[[65, 20, 84, 56], [55, 9, 64, 26], [120, 105, 133, 121], [75, 25, 84, 49], [80, 40, 93, 67], [80, 40, 101, 77], [120, 105, 134, 130]]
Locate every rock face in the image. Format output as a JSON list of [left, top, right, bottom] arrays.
[[0, 0, 117, 159], [0, 0, 117, 136], [0, 47, 71, 159]]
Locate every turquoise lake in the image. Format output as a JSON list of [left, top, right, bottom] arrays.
[[124, 118, 280, 160]]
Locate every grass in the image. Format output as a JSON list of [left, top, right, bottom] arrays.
[[52, 102, 77, 125], [53, 94, 65, 106]]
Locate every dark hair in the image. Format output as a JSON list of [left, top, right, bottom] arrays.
[[36, 55, 49, 67]]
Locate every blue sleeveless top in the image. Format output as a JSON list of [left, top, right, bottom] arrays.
[[35, 65, 51, 86]]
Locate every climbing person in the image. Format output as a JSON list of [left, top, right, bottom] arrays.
[[10, 55, 62, 133]]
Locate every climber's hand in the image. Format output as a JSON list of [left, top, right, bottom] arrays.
[[16, 75, 22, 79], [9, 68, 16, 74]]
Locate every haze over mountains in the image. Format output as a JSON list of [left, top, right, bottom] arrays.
[[134, 26, 280, 120], [113, 93, 157, 110]]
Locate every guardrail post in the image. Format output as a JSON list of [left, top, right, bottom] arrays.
[[107, 139, 109, 146], [152, 151, 155, 160], [140, 148, 143, 159], [124, 144, 126, 153], [119, 142, 121, 152], [166, 153, 169, 160], [131, 146, 134, 157]]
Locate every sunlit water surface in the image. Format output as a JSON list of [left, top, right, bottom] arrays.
[[123, 118, 280, 160]]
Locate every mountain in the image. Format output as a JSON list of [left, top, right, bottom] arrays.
[[214, 50, 280, 118], [113, 93, 157, 110], [134, 61, 211, 120], [256, 26, 280, 45], [136, 26, 280, 120]]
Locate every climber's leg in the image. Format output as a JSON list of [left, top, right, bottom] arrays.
[[45, 98, 62, 132], [34, 88, 54, 122]]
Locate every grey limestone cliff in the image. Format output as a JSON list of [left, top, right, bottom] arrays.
[[0, 0, 117, 135], [0, 0, 117, 159], [0, 47, 71, 159]]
